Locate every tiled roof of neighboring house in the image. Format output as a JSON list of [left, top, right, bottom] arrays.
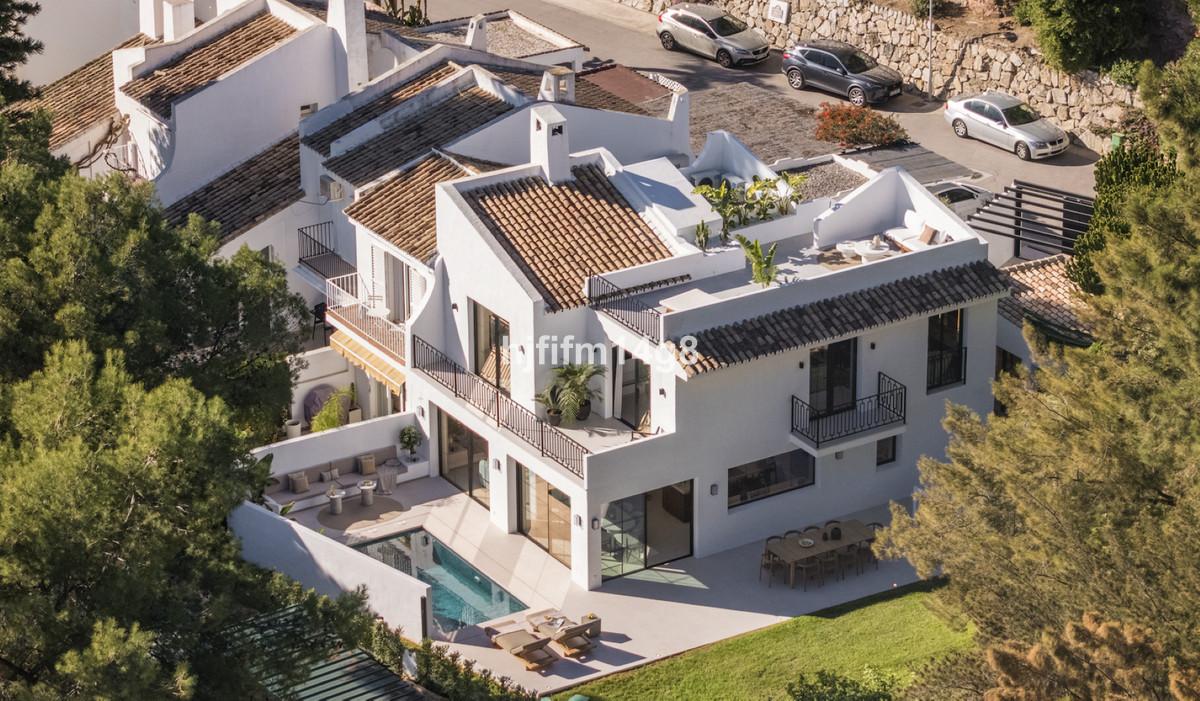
[[488, 66, 657, 116], [324, 87, 511, 186], [578, 64, 674, 115], [122, 13, 297, 118], [443, 151, 511, 173], [420, 17, 563, 57], [164, 133, 301, 243], [301, 62, 458, 156], [463, 164, 673, 311], [293, 1, 422, 39], [344, 153, 469, 262], [673, 260, 1010, 376], [5, 34, 156, 150], [999, 254, 1092, 345]]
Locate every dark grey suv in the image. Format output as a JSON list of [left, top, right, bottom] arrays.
[[781, 40, 902, 106]]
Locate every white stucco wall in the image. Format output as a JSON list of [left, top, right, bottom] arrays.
[[230, 503, 434, 638]]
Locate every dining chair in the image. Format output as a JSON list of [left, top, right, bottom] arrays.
[[824, 519, 841, 528], [802, 525, 821, 534], [817, 551, 840, 583], [760, 536, 783, 586], [838, 543, 861, 576], [793, 556, 820, 591], [784, 529, 802, 539]]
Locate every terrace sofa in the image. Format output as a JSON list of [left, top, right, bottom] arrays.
[[264, 445, 398, 512], [884, 209, 947, 252]]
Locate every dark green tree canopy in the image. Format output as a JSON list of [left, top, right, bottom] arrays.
[[0, 0, 40, 103]]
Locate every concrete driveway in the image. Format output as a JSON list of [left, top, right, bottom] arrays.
[[431, 0, 1098, 195]]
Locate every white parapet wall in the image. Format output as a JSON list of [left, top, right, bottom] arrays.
[[254, 412, 427, 479], [230, 502, 433, 638]]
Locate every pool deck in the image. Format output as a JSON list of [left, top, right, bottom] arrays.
[[291, 477, 918, 696]]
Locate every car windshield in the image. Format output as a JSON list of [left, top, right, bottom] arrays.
[[709, 14, 748, 36], [1002, 103, 1041, 126], [841, 50, 877, 73]]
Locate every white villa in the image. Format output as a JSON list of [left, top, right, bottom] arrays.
[[12, 0, 1093, 692]]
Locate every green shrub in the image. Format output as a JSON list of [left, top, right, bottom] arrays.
[[1104, 58, 1143, 86], [814, 102, 908, 148], [910, 0, 951, 18], [310, 387, 351, 432], [787, 668, 898, 700], [411, 639, 536, 701], [1012, 0, 1035, 25], [1016, 0, 1145, 72]]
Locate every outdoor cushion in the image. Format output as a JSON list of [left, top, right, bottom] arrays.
[[319, 468, 340, 483], [288, 472, 310, 494], [330, 457, 355, 476], [918, 224, 938, 245], [357, 453, 376, 475]]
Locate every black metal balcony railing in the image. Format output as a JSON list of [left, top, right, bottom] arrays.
[[791, 372, 907, 448], [926, 347, 968, 392], [412, 336, 589, 478], [298, 222, 356, 280], [586, 275, 663, 344]]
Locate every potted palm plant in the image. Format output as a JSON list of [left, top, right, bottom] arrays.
[[536, 385, 564, 427], [399, 425, 422, 462], [555, 363, 606, 423]]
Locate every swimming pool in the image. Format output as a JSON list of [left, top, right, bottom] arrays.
[[355, 529, 527, 635]]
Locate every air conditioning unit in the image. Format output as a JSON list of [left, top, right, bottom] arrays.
[[320, 175, 345, 202]]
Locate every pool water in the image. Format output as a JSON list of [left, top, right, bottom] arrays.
[[355, 529, 527, 635]]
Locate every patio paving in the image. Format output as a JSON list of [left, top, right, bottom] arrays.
[[291, 477, 918, 695]]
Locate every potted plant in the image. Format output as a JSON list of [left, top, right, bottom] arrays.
[[536, 385, 564, 427], [554, 363, 606, 423], [694, 219, 711, 252], [284, 415, 302, 439], [346, 383, 363, 423], [746, 177, 778, 221], [399, 425, 422, 462]]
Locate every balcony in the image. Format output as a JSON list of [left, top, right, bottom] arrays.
[[411, 336, 589, 478], [298, 222, 356, 280], [586, 275, 670, 345], [325, 273, 406, 364], [791, 373, 906, 452], [926, 347, 967, 392]]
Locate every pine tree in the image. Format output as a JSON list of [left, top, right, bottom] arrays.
[[0, 0, 40, 103]]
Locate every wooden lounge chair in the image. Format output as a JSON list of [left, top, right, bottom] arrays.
[[491, 629, 556, 670], [535, 620, 596, 657]]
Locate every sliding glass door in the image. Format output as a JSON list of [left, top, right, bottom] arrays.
[[600, 480, 693, 580], [437, 408, 490, 508], [471, 300, 510, 394], [517, 463, 572, 567], [809, 338, 857, 415], [615, 348, 651, 431]]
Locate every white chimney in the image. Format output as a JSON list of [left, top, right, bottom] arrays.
[[139, 0, 164, 38], [465, 15, 488, 52], [538, 66, 576, 103], [162, 0, 195, 42], [530, 104, 571, 185], [328, 0, 369, 96]]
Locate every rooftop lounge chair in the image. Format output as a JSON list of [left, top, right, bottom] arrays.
[[490, 629, 556, 671]]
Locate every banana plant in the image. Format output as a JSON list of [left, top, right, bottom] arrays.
[[779, 171, 810, 212], [694, 181, 738, 242], [736, 234, 779, 288], [746, 177, 779, 221]]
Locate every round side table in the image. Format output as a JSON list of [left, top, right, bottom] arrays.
[[358, 479, 377, 507]]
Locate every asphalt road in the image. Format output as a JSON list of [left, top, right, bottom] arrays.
[[430, 0, 1098, 195]]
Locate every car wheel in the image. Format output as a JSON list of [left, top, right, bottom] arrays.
[[1015, 142, 1031, 161], [786, 68, 806, 90], [659, 32, 676, 51], [716, 50, 733, 68], [848, 86, 866, 106], [952, 119, 968, 138]]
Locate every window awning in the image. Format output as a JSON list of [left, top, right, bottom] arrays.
[[329, 331, 405, 395]]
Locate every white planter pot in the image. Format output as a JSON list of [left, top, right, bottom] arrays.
[[347, 408, 363, 424], [285, 419, 302, 439]]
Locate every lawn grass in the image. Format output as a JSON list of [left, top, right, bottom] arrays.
[[553, 581, 972, 701]]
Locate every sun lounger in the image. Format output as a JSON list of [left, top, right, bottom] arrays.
[[534, 620, 596, 657], [490, 629, 556, 670]]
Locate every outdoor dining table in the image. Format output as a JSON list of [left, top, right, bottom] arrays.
[[767, 520, 874, 588]]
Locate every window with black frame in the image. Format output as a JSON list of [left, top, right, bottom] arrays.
[[927, 310, 965, 391], [470, 300, 510, 395], [810, 338, 857, 415], [727, 449, 815, 508]]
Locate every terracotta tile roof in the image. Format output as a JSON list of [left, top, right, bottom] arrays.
[[463, 164, 672, 311], [487, 66, 657, 116], [6, 34, 156, 150], [164, 133, 302, 243], [292, 1, 422, 39], [122, 13, 297, 118], [344, 154, 469, 262], [672, 261, 1010, 376], [999, 254, 1092, 345], [301, 62, 458, 156], [324, 87, 512, 186], [443, 151, 511, 173]]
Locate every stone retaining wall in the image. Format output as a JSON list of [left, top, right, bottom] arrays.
[[618, 0, 1137, 152]]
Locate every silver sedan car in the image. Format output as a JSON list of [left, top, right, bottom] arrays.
[[944, 91, 1069, 161], [657, 3, 770, 68]]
